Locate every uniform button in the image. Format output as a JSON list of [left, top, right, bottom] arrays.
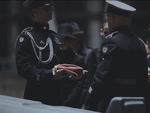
[[36, 75, 40, 81], [54, 54, 56, 56], [102, 58, 105, 60], [88, 86, 93, 94]]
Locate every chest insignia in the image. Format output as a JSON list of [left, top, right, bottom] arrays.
[[54, 37, 62, 44], [40, 40, 45, 44]]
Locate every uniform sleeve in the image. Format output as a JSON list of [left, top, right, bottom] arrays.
[[91, 38, 118, 90], [15, 34, 53, 82], [82, 38, 119, 110]]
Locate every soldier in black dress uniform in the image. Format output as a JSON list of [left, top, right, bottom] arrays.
[[15, 0, 66, 106], [82, 0, 148, 112]]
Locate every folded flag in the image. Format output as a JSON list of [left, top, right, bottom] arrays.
[[53, 64, 84, 79]]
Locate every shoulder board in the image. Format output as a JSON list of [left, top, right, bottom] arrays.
[[105, 31, 118, 39], [49, 30, 57, 35], [138, 37, 147, 51], [131, 31, 139, 38], [20, 27, 33, 35], [131, 31, 146, 48], [15, 27, 33, 45], [138, 37, 145, 45]]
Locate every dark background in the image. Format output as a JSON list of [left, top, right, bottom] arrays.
[[0, 0, 150, 98], [1, 1, 150, 56]]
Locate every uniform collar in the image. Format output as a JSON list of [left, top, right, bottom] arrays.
[[33, 21, 49, 31], [111, 25, 129, 33]]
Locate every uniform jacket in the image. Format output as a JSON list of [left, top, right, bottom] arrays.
[[83, 26, 148, 112], [15, 22, 65, 105]]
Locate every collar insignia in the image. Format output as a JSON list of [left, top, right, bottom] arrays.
[[54, 37, 62, 44]]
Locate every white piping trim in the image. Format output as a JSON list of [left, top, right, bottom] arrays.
[[27, 32, 54, 65], [105, 31, 118, 39], [138, 38, 147, 52]]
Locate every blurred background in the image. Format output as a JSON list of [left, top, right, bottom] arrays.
[[0, 0, 150, 98]]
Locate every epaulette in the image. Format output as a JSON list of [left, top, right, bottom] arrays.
[[49, 30, 58, 38], [105, 31, 118, 39], [131, 32, 146, 49], [20, 26, 33, 35], [15, 27, 33, 46], [49, 30, 57, 34]]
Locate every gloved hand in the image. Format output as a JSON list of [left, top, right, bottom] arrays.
[[52, 64, 60, 75], [52, 69, 70, 80]]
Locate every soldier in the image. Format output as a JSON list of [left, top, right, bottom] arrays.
[[82, 0, 148, 112], [15, 0, 66, 106]]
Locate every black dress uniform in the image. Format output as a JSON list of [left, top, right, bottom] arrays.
[[15, 22, 65, 105], [83, 25, 148, 112], [82, 1, 148, 112]]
